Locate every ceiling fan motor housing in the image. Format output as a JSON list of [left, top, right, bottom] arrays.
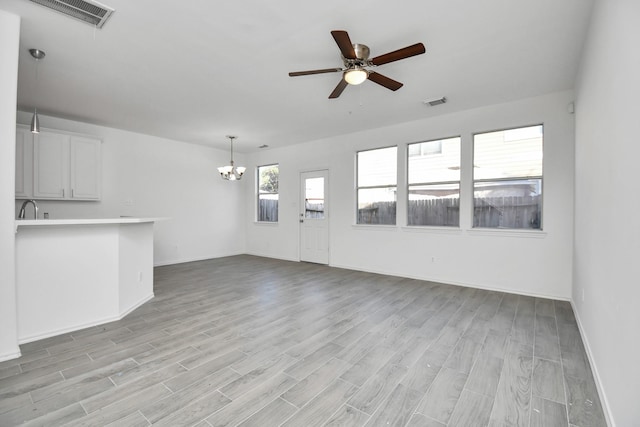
[[353, 44, 370, 60], [343, 43, 371, 68]]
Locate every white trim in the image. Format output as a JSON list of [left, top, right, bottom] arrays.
[[153, 251, 245, 267], [0, 351, 22, 363], [351, 224, 399, 231], [157, 252, 570, 302], [245, 251, 299, 263], [401, 226, 463, 235], [253, 221, 278, 226], [17, 123, 101, 145], [570, 300, 615, 427], [329, 261, 570, 301], [17, 293, 153, 344], [466, 228, 547, 238], [19, 316, 120, 344], [119, 293, 154, 318]]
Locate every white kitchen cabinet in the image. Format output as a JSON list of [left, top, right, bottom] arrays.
[[25, 127, 102, 201], [15, 126, 33, 199], [33, 131, 68, 199], [69, 136, 102, 200]]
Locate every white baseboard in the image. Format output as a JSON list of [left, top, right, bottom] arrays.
[[570, 300, 615, 427], [18, 314, 122, 344], [120, 293, 154, 318], [18, 293, 155, 345], [0, 350, 22, 363], [245, 251, 299, 263], [158, 252, 569, 303], [329, 261, 571, 301], [156, 252, 570, 301], [154, 251, 245, 267]]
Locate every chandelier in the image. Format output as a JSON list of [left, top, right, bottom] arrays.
[[218, 135, 246, 181]]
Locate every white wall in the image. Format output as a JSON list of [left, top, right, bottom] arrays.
[[573, 0, 640, 425], [0, 10, 21, 362], [246, 91, 576, 299], [15, 112, 247, 266]]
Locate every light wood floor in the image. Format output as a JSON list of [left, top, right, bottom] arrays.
[[0, 255, 607, 427]]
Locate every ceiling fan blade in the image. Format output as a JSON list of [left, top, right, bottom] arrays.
[[329, 79, 349, 99], [289, 68, 343, 77], [331, 30, 357, 59], [367, 72, 403, 91], [371, 43, 426, 66]]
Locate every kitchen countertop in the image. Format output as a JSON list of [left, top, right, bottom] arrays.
[[15, 217, 164, 231]]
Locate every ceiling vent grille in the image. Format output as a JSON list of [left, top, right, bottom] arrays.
[[28, 0, 114, 29], [424, 97, 447, 107]]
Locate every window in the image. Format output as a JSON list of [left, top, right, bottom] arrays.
[[473, 125, 543, 229], [408, 140, 442, 157], [257, 164, 279, 222], [408, 137, 461, 226], [357, 146, 397, 225], [304, 177, 325, 219]]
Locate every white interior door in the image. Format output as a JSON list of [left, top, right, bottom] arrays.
[[300, 170, 329, 264]]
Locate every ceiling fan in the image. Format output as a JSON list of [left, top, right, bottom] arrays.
[[289, 30, 426, 99]]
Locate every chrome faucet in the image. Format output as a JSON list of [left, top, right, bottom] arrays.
[[18, 199, 38, 220]]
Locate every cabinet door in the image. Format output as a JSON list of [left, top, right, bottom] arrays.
[[70, 136, 101, 200], [15, 127, 33, 199], [33, 131, 69, 199]]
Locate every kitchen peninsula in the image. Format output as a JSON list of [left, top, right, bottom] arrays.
[[15, 218, 157, 343]]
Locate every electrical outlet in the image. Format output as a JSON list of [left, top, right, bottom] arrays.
[[582, 289, 585, 302], [431, 257, 436, 263], [138, 271, 143, 282]]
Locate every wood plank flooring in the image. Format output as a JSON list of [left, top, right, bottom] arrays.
[[0, 255, 607, 426]]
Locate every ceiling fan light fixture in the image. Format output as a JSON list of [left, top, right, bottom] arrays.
[[289, 30, 425, 98], [344, 68, 368, 85]]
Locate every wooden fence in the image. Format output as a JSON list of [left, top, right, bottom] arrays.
[[473, 195, 541, 229], [258, 199, 278, 222], [305, 201, 325, 219], [357, 202, 397, 225], [358, 195, 541, 228], [408, 198, 460, 226], [263, 196, 540, 228], [258, 200, 325, 221]]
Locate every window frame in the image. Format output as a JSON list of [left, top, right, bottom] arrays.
[[355, 145, 398, 225], [256, 163, 279, 223], [471, 124, 544, 230], [408, 139, 443, 158], [406, 136, 462, 228]]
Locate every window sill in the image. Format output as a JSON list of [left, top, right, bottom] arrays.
[[253, 221, 279, 226], [351, 224, 398, 231], [401, 226, 463, 235], [466, 228, 547, 238]]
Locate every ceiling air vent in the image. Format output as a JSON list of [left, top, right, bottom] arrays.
[[28, 0, 115, 29], [423, 97, 447, 107]]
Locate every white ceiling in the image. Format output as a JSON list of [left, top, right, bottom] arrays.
[[1, 0, 594, 152]]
